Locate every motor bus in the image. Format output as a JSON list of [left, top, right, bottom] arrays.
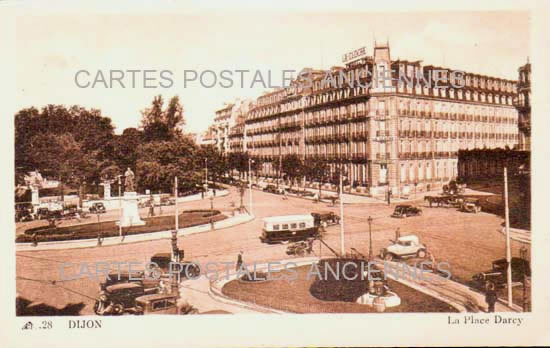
[[259, 214, 319, 244]]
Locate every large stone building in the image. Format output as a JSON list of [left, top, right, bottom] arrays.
[[215, 43, 520, 196], [212, 99, 253, 153], [515, 61, 531, 151]]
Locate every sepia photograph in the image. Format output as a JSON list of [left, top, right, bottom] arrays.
[[4, 0, 550, 347]]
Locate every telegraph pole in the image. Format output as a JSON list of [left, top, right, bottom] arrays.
[[339, 166, 345, 256], [504, 167, 513, 307]]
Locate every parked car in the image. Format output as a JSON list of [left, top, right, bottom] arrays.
[[15, 203, 34, 222], [160, 197, 176, 206], [311, 211, 340, 228], [134, 293, 198, 315], [286, 240, 314, 256], [391, 205, 422, 218], [380, 235, 427, 261], [260, 214, 319, 244], [150, 253, 201, 280], [263, 184, 283, 194], [89, 202, 106, 214], [471, 257, 531, 290], [94, 283, 152, 315], [99, 270, 161, 292], [460, 198, 481, 213], [35, 207, 63, 221]]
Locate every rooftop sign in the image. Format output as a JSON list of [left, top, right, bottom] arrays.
[[342, 46, 368, 64]]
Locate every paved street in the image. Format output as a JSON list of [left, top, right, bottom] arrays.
[[16, 186, 528, 314]]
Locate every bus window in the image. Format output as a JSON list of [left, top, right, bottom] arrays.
[[282, 224, 289, 229], [299, 222, 306, 228], [291, 223, 297, 229], [273, 224, 280, 230]]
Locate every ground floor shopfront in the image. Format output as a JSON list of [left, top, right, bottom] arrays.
[[254, 156, 458, 197]]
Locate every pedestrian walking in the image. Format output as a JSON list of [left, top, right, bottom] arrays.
[[485, 282, 498, 313], [236, 251, 243, 272], [306, 238, 314, 254], [148, 203, 154, 217], [387, 189, 392, 206], [31, 232, 38, 247]]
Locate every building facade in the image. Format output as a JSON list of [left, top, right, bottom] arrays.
[[212, 99, 254, 154], [214, 43, 520, 196], [515, 61, 531, 151]]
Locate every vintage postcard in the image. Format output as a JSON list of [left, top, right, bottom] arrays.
[[3, 0, 550, 347]]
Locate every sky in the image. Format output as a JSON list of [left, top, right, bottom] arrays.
[[16, 10, 530, 134]]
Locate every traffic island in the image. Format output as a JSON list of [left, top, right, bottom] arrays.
[[221, 259, 458, 313]]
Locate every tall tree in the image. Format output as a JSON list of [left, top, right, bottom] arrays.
[[140, 95, 185, 142], [136, 135, 200, 193], [281, 154, 304, 190]]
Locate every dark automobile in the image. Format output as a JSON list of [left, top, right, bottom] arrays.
[[36, 207, 63, 220], [263, 184, 284, 194], [391, 205, 422, 218], [160, 197, 176, 206], [89, 202, 106, 214], [15, 204, 34, 222], [150, 253, 201, 280], [471, 257, 531, 290], [311, 211, 340, 228], [99, 271, 161, 291], [285, 240, 313, 256], [94, 283, 153, 315]]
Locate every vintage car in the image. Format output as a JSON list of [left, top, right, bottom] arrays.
[[471, 257, 531, 290], [160, 197, 176, 206], [460, 198, 481, 213], [263, 184, 284, 194], [391, 205, 422, 218], [89, 202, 106, 214], [99, 271, 161, 292], [94, 282, 154, 315], [379, 235, 427, 261], [135, 294, 198, 315], [286, 240, 314, 256], [150, 253, 201, 280], [35, 207, 63, 221], [15, 203, 34, 222], [311, 211, 340, 228], [260, 214, 319, 244]]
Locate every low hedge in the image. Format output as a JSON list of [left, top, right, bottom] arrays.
[[17, 210, 225, 243]]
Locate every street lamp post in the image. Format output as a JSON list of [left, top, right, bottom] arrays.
[[205, 158, 208, 185], [339, 166, 345, 256], [368, 216, 373, 261], [248, 158, 254, 215]]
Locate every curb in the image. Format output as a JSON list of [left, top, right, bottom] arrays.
[[16, 213, 255, 252], [499, 227, 531, 244], [207, 257, 320, 314]]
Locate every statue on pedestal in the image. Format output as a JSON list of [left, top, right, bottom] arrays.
[[124, 168, 135, 192]]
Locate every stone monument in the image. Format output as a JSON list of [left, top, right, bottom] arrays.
[[118, 168, 145, 227]]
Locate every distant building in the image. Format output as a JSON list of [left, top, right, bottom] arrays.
[[212, 99, 253, 153], [515, 61, 531, 151], [196, 127, 216, 146], [207, 42, 521, 196]]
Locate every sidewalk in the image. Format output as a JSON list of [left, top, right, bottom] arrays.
[[499, 227, 531, 244], [382, 260, 520, 313]]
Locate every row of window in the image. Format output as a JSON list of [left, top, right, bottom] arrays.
[[271, 222, 307, 231]]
